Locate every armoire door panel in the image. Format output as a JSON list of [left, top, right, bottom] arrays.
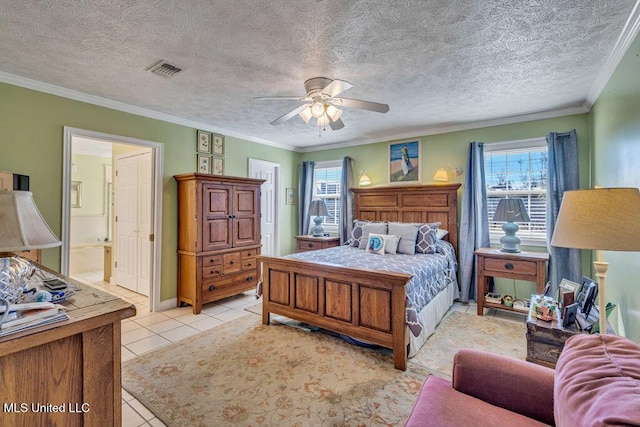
[[234, 218, 258, 246], [234, 188, 258, 216], [203, 219, 231, 250], [204, 186, 231, 217]]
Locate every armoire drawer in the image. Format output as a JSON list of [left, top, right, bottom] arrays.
[[202, 270, 259, 303]]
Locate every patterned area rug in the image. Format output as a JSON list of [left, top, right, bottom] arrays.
[[122, 311, 525, 426]]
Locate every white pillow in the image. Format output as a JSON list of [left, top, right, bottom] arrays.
[[388, 223, 420, 255], [383, 234, 401, 254], [365, 233, 386, 254], [436, 229, 449, 240], [358, 223, 388, 249]]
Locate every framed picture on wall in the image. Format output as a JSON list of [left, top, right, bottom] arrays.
[[197, 154, 211, 174], [212, 157, 224, 175], [388, 139, 421, 184], [286, 188, 296, 205], [213, 134, 225, 155], [197, 130, 212, 153]]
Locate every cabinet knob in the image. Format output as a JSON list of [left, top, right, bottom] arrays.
[[505, 263, 514, 270], [308, 243, 313, 248], [246, 276, 253, 282], [208, 285, 216, 291], [230, 260, 234, 264]]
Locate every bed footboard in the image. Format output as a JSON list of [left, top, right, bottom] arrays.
[[258, 255, 413, 370]]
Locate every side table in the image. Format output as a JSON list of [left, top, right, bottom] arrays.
[[475, 248, 549, 315]]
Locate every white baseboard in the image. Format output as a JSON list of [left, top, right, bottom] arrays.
[[157, 297, 178, 312]]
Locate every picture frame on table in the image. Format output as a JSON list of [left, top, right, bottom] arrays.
[[388, 139, 421, 184], [557, 278, 580, 308], [197, 130, 212, 153], [576, 276, 598, 316], [197, 154, 211, 174], [213, 134, 225, 155], [212, 157, 224, 176]]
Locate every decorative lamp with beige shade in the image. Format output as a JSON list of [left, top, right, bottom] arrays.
[[0, 190, 61, 304], [551, 188, 640, 335]]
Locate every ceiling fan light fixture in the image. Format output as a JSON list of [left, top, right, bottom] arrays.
[[326, 105, 342, 122], [317, 113, 330, 127], [299, 107, 312, 123], [310, 101, 325, 118]]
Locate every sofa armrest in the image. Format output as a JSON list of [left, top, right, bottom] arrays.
[[452, 349, 555, 426]]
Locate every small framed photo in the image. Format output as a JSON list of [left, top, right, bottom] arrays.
[[286, 188, 296, 205], [213, 134, 224, 155], [557, 279, 580, 308], [388, 139, 421, 184], [197, 154, 211, 174], [576, 276, 598, 315], [197, 130, 212, 153], [212, 157, 224, 175]]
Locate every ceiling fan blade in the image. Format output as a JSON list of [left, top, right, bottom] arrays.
[[270, 104, 311, 125], [329, 117, 345, 130], [254, 96, 311, 101], [331, 97, 389, 113], [321, 79, 353, 98]]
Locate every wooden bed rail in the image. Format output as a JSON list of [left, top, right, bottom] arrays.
[[259, 255, 413, 370]]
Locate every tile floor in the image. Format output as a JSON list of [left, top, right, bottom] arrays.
[[71, 271, 526, 427]]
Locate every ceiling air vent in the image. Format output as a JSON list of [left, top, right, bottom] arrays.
[[147, 61, 183, 78]]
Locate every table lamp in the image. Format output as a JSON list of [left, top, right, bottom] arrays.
[[0, 190, 61, 303], [308, 199, 329, 237], [492, 198, 530, 253], [551, 188, 640, 335]]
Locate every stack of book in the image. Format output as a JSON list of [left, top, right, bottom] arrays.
[[0, 302, 69, 337]]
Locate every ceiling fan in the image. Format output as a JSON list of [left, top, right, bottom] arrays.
[[254, 77, 390, 131]]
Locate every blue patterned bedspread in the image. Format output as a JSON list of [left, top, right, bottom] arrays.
[[285, 240, 459, 336]]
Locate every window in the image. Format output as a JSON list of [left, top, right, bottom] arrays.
[[484, 138, 547, 245], [312, 160, 342, 233]]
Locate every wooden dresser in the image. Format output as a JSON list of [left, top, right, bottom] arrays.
[[174, 173, 265, 314], [0, 267, 135, 427]]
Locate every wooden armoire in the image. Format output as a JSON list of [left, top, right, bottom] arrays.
[[174, 173, 265, 314]]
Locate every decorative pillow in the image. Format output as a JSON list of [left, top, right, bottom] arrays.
[[388, 223, 420, 255], [416, 222, 441, 254], [358, 222, 388, 249], [350, 220, 370, 247], [365, 233, 386, 254], [383, 234, 401, 254], [436, 229, 449, 240]]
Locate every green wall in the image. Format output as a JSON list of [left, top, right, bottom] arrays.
[[589, 32, 640, 342], [0, 82, 297, 301]]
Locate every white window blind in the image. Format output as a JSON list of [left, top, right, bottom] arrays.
[[485, 139, 548, 244], [312, 160, 342, 233]]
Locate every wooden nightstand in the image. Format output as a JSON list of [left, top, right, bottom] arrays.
[[475, 248, 549, 316], [295, 235, 340, 252]]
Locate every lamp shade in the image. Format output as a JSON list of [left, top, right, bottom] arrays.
[[0, 190, 61, 252], [308, 199, 329, 217], [492, 198, 530, 223], [551, 188, 640, 251], [433, 168, 449, 182], [359, 171, 371, 186]]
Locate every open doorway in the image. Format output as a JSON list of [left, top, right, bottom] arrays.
[[62, 127, 163, 311]]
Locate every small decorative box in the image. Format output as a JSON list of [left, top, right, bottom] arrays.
[[532, 295, 558, 321]]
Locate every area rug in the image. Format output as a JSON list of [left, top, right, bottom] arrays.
[[410, 311, 526, 378], [122, 314, 432, 427], [122, 311, 526, 426]]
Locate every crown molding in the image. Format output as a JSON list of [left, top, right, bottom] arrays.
[[585, 0, 640, 108], [0, 71, 295, 151]]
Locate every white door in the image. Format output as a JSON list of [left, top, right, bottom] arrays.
[[248, 159, 279, 256], [115, 151, 153, 295]]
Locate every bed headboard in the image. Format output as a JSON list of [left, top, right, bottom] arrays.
[[352, 183, 461, 254]]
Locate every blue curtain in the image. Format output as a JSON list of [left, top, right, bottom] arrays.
[[340, 157, 354, 244], [459, 142, 490, 302], [546, 130, 581, 294], [298, 161, 315, 235]]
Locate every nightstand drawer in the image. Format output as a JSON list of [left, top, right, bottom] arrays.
[[484, 258, 536, 275], [297, 240, 324, 251]]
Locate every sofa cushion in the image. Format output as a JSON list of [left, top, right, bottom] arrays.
[[554, 334, 640, 427], [405, 375, 549, 427]]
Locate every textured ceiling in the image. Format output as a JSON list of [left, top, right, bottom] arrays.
[[0, 0, 637, 150]]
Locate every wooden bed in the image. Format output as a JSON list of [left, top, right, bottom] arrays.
[[258, 183, 461, 370]]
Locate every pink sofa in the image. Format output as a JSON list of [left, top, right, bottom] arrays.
[[405, 334, 640, 426]]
